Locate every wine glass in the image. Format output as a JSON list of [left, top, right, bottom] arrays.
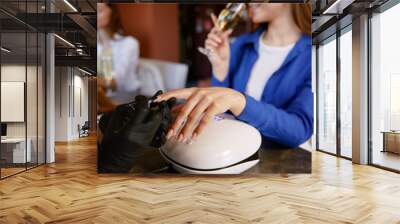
[[97, 30, 114, 84], [198, 3, 246, 57]]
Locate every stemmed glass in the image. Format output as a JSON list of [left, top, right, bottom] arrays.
[[197, 3, 246, 57]]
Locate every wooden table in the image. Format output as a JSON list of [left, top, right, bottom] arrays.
[[381, 131, 400, 154], [127, 141, 312, 175], [245, 142, 311, 174]]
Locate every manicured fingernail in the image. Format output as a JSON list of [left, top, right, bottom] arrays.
[[186, 138, 194, 145], [192, 132, 198, 140], [166, 130, 173, 139], [178, 134, 184, 142]]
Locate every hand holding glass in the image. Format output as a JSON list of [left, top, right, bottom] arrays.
[[198, 3, 246, 57]]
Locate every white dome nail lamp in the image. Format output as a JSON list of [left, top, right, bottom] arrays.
[[160, 115, 262, 174]]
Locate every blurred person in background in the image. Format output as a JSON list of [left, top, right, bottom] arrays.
[[157, 3, 313, 148], [97, 3, 140, 113]]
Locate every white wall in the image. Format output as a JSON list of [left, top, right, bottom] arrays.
[[1, 66, 25, 139], [1, 65, 38, 138], [54, 66, 69, 141], [54, 67, 89, 141], [72, 73, 89, 138]]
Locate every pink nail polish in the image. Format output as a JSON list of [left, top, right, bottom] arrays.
[[186, 138, 194, 145], [166, 130, 173, 139], [178, 134, 184, 142]]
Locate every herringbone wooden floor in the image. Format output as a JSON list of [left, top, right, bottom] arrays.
[[1, 136, 400, 224]]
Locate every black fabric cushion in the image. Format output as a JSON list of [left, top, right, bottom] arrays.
[[98, 91, 176, 173]]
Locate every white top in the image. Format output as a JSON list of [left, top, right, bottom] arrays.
[[98, 33, 141, 104], [246, 33, 295, 101]]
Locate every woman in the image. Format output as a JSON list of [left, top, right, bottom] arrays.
[[97, 3, 140, 111], [156, 3, 313, 147]]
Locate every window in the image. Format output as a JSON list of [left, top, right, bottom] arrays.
[[339, 28, 352, 158], [318, 36, 337, 154], [370, 2, 400, 171]]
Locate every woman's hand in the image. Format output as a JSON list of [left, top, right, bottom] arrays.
[[155, 87, 246, 142], [205, 14, 233, 82], [97, 87, 117, 113], [98, 77, 117, 91]]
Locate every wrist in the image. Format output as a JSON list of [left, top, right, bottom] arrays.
[[230, 91, 246, 116], [212, 64, 228, 82]]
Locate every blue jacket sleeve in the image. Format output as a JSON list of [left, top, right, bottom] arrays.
[[211, 73, 230, 87], [237, 80, 314, 148]]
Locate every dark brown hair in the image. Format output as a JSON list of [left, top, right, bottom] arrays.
[[106, 4, 123, 36], [291, 3, 311, 36]]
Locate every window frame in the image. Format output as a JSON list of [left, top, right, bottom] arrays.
[[315, 24, 353, 160]]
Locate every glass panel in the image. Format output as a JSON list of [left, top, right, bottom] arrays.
[[0, 1, 46, 178], [318, 37, 337, 154], [1, 30, 28, 177], [340, 29, 352, 158], [371, 3, 400, 171]]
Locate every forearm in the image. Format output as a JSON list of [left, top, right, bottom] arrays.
[[212, 64, 229, 82], [237, 95, 313, 147]]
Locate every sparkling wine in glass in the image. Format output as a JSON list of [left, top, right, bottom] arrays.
[[198, 3, 246, 57], [98, 31, 114, 84]]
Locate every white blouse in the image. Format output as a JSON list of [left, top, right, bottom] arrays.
[[246, 33, 294, 101], [98, 34, 141, 104]]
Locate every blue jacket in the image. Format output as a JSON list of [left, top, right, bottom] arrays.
[[211, 27, 313, 147]]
